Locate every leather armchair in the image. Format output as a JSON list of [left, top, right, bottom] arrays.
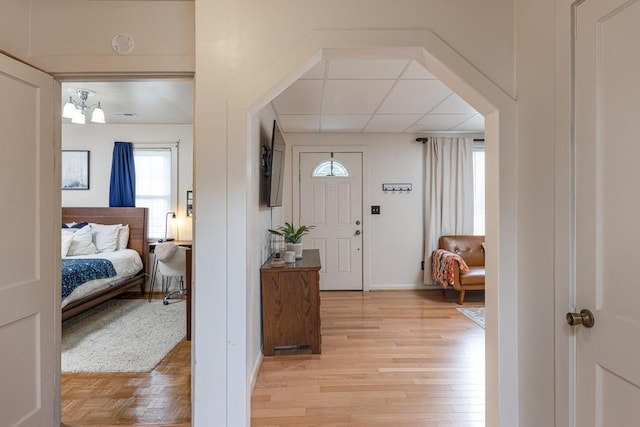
[[438, 235, 485, 304]]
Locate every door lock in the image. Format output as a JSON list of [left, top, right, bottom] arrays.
[[566, 309, 595, 328], [355, 220, 361, 225]]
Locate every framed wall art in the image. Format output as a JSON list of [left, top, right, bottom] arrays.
[[61, 150, 90, 190]]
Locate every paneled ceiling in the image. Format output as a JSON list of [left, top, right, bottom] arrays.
[[271, 59, 484, 134], [60, 59, 483, 134]]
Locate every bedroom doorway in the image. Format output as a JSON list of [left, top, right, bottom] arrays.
[[58, 76, 194, 426]]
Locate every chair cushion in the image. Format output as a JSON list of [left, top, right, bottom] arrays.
[[460, 266, 485, 285]]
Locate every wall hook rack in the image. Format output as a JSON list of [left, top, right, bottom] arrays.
[[382, 183, 412, 192]]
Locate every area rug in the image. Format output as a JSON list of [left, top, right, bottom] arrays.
[[62, 299, 185, 373], [457, 307, 485, 329]]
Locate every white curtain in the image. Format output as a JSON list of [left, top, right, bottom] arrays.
[[423, 137, 474, 284]]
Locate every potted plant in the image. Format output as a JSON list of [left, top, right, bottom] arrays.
[[268, 222, 315, 259]]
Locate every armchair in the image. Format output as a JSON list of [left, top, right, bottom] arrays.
[[433, 235, 485, 304]]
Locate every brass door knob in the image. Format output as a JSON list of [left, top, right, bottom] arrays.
[[566, 309, 595, 328]]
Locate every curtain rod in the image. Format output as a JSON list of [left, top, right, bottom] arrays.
[[415, 137, 484, 143]]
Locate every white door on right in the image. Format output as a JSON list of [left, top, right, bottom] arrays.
[[574, 0, 640, 424], [299, 152, 363, 290]]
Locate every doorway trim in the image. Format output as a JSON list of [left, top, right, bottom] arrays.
[[221, 29, 517, 426], [293, 145, 370, 291]]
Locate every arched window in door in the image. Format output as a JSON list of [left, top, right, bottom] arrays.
[[311, 159, 350, 177]]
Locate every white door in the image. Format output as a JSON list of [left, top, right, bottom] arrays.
[[574, 0, 640, 424], [0, 54, 58, 425], [299, 152, 363, 290]]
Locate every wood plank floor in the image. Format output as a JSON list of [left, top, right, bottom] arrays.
[[252, 289, 485, 426], [60, 289, 483, 426], [60, 339, 191, 427]]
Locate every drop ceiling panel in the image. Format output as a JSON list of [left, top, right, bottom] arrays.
[[320, 115, 370, 132], [377, 80, 452, 114], [272, 80, 324, 114], [450, 114, 485, 132], [322, 80, 395, 114], [327, 59, 408, 79], [278, 115, 320, 133], [430, 93, 478, 114], [401, 61, 438, 79], [408, 113, 477, 132], [365, 114, 423, 133]]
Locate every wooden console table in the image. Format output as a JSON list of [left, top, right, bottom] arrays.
[[260, 249, 321, 356]]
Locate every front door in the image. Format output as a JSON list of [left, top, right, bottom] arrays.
[[574, 0, 640, 424], [298, 152, 363, 290], [0, 54, 58, 425]]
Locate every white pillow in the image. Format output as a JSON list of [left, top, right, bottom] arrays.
[[90, 223, 122, 253], [67, 225, 97, 256], [61, 229, 74, 257], [117, 224, 130, 251]]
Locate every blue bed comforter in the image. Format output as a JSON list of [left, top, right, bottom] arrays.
[[61, 258, 117, 300]]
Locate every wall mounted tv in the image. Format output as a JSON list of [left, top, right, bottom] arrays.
[[266, 120, 286, 207]]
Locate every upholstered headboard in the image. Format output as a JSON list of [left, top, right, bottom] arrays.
[[61, 207, 149, 266]]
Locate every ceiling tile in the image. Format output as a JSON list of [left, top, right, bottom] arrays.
[[327, 59, 408, 79], [408, 113, 477, 132], [300, 60, 326, 79], [450, 114, 485, 132], [401, 61, 438, 79], [277, 115, 320, 133], [272, 80, 323, 114], [365, 114, 423, 133], [430, 93, 478, 114], [322, 80, 394, 114], [320, 115, 370, 132], [377, 80, 452, 114]]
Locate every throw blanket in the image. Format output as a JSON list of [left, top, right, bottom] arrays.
[[432, 249, 469, 289], [61, 258, 117, 300]]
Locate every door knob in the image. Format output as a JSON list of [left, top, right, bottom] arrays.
[[566, 309, 595, 328], [354, 230, 361, 236]]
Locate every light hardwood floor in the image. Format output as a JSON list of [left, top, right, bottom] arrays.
[[252, 289, 485, 426], [60, 289, 484, 426]]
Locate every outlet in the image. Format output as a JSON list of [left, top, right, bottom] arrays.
[[421, 261, 425, 270], [371, 205, 381, 215]]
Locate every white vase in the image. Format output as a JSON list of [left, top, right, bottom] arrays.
[[286, 242, 303, 259]]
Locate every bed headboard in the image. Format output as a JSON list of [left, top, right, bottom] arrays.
[[61, 207, 149, 267]]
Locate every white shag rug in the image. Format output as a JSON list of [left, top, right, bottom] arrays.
[[62, 299, 185, 373], [457, 307, 485, 329]]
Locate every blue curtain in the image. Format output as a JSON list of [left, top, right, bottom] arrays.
[[109, 141, 136, 207]]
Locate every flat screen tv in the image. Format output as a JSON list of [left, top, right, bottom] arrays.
[[266, 120, 286, 207]]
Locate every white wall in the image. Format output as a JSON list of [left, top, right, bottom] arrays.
[[283, 133, 428, 289], [61, 124, 193, 241]]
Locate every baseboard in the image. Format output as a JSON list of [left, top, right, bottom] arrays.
[[250, 352, 264, 393], [368, 283, 441, 291]]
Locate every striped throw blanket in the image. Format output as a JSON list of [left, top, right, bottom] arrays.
[[432, 249, 469, 289]]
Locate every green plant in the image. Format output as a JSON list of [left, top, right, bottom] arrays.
[[268, 222, 315, 244]]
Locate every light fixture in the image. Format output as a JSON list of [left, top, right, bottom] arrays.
[[163, 211, 176, 242], [62, 89, 106, 124]]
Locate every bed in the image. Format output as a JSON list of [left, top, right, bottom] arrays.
[[61, 207, 149, 320]]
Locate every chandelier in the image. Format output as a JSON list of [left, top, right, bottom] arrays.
[[62, 89, 106, 124]]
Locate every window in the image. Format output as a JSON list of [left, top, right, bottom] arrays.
[[134, 145, 177, 239], [312, 159, 350, 177], [473, 144, 485, 235]]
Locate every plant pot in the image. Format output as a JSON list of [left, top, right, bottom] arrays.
[[286, 242, 303, 259]]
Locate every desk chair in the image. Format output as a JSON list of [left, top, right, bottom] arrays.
[[151, 243, 187, 305]]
